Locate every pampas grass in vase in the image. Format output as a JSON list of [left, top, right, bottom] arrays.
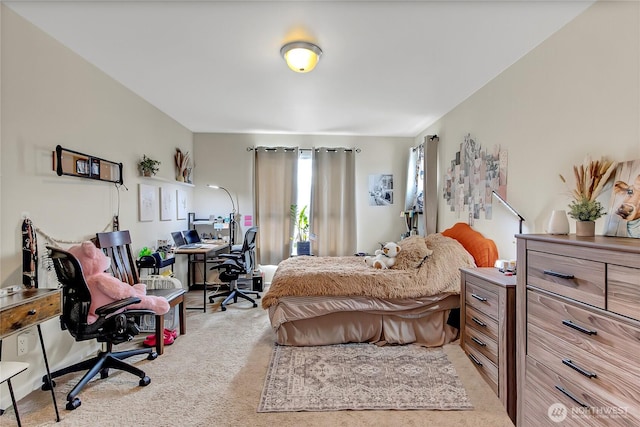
[[174, 148, 190, 182], [559, 155, 617, 236]]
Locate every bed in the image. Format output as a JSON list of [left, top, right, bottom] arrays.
[[262, 223, 498, 347]]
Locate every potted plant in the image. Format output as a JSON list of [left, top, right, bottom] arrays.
[[138, 155, 161, 177], [567, 197, 605, 236], [560, 156, 617, 236], [290, 204, 310, 255]]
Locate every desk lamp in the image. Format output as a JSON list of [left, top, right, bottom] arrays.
[[492, 190, 525, 234], [208, 185, 237, 245]]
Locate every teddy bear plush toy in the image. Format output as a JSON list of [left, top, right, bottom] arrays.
[[68, 241, 170, 324], [364, 241, 401, 269]]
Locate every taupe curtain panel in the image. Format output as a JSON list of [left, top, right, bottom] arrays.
[[423, 135, 439, 236], [311, 148, 356, 256], [254, 147, 298, 265]]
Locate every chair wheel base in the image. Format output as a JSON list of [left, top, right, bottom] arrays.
[[66, 398, 81, 411], [41, 377, 56, 391], [139, 376, 151, 386], [220, 305, 227, 311], [252, 303, 258, 308], [147, 352, 158, 360]]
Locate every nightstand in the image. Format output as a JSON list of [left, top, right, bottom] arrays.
[[460, 267, 516, 423]]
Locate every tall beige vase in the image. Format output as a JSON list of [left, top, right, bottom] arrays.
[[575, 220, 595, 237]]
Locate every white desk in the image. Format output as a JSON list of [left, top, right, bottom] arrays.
[[174, 243, 228, 312]]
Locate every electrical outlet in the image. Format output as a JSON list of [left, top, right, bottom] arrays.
[[17, 332, 30, 356]]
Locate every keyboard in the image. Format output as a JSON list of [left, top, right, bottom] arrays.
[[179, 244, 202, 249]]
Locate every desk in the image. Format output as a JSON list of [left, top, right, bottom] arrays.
[[0, 288, 61, 422], [174, 243, 228, 312]]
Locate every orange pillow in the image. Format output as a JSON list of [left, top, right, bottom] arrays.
[[441, 223, 498, 267]]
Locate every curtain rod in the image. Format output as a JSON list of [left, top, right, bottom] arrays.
[[247, 147, 361, 153]]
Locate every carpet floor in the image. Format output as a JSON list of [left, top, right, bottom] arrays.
[[4, 291, 514, 426]]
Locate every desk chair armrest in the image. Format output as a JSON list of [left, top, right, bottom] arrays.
[[211, 258, 245, 273], [94, 297, 141, 316]]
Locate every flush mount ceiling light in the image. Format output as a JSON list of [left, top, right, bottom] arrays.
[[280, 41, 323, 73]]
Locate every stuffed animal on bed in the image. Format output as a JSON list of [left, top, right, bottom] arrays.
[[364, 242, 401, 269], [68, 241, 170, 324]]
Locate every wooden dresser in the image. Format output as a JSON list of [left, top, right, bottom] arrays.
[[460, 267, 516, 423], [516, 234, 640, 426]]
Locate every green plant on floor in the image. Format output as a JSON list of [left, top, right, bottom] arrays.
[[290, 204, 309, 243]]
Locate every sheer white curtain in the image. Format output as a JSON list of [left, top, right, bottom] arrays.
[[404, 136, 438, 236], [254, 147, 298, 265], [405, 143, 424, 213], [310, 148, 356, 256]]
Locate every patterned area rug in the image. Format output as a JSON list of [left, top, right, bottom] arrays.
[[258, 343, 474, 412]]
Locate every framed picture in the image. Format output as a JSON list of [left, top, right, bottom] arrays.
[[90, 158, 100, 177], [160, 186, 175, 221], [604, 159, 640, 238], [138, 183, 157, 222], [76, 158, 88, 175], [368, 173, 394, 206], [176, 189, 187, 220]]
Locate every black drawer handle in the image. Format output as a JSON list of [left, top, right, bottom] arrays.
[[471, 336, 486, 347], [544, 269, 575, 280], [471, 293, 488, 302], [468, 353, 482, 367], [471, 317, 486, 327], [27, 309, 37, 315], [555, 385, 589, 408], [562, 358, 597, 379], [562, 319, 597, 336]]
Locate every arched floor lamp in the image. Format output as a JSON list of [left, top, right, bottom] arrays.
[[208, 185, 237, 246]]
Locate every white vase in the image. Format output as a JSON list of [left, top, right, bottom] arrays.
[[546, 210, 570, 235]]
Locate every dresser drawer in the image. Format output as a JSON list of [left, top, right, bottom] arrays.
[[527, 250, 605, 308], [528, 320, 640, 408], [0, 290, 61, 338], [522, 356, 634, 427], [608, 264, 640, 322], [464, 326, 498, 365], [527, 290, 640, 376], [464, 305, 498, 342], [465, 280, 499, 319], [466, 345, 498, 396]]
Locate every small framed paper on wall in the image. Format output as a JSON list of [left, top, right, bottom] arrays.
[[160, 186, 175, 221], [176, 189, 187, 220], [138, 183, 157, 222]]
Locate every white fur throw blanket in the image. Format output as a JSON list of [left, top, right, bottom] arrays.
[[262, 234, 476, 308]]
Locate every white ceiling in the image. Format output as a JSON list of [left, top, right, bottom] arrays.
[[5, 1, 595, 137]]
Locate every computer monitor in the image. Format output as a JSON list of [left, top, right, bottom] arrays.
[[183, 229, 202, 244], [171, 231, 187, 247]]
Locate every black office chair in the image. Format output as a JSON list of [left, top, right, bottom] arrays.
[[208, 227, 260, 311], [44, 246, 157, 410]]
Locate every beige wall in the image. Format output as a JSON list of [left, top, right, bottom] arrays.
[[193, 133, 414, 258], [1, 5, 193, 405], [418, 0, 640, 259]]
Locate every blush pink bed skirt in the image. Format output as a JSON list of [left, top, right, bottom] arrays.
[[267, 293, 460, 347]]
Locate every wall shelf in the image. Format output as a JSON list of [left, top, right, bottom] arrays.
[[53, 145, 123, 184], [142, 175, 195, 187]]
